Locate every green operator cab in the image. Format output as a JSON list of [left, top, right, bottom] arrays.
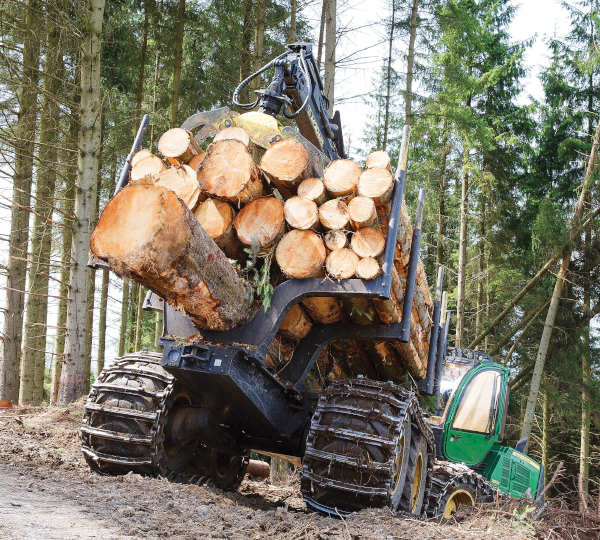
[[426, 348, 545, 501]]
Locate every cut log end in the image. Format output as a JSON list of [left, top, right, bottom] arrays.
[[158, 128, 199, 165], [131, 149, 152, 169], [351, 227, 385, 258], [324, 229, 348, 251], [358, 167, 394, 203], [297, 177, 328, 205], [366, 150, 392, 173], [199, 139, 264, 204], [214, 126, 250, 147], [130, 155, 166, 184], [356, 257, 381, 280], [284, 196, 319, 230], [188, 152, 206, 172], [234, 196, 285, 248], [326, 248, 359, 280], [194, 198, 234, 238], [260, 138, 312, 198], [154, 164, 200, 210], [279, 304, 312, 340], [323, 159, 362, 198], [276, 229, 326, 279], [347, 196, 377, 229], [319, 199, 350, 230]]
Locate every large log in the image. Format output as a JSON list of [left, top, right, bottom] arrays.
[[260, 138, 312, 199], [351, 227, 385, 258], [279, 303, 312, 341], [194, 198, 244, 260], [365, 150, 392, 173], [199, 139, 264, 204], [323, 159, 361, 198], [234, 197, 285, 248], [356, 257, 381, 280], [131, 149, 152, 168], [91, 185, 257, 331], [276, 230, 326, 278], [357, 167, 394, 213], [347, 196, 377, 229], [214, 126, 250, 146], [154, 164, 201, 210], [158, 128, 200, 165], [284, 196, 320, 230]]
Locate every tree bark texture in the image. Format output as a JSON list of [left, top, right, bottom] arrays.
[[0, 0, 40, 404], [135, 0, 149, 130], [455, 166, 468, 348], [251, 0, 266, 95], [382, 0, 395, 150], [97, 269, 109, 374], [404, 0, 419, 126], [58, 0, 106, 404], [475, 193, 485, 345], [170, 0, 186, 128], [91, 185, 257, 331], [118, 278, 130, 357], [289, 0, 297, 42], [324, 0, 336, 111]]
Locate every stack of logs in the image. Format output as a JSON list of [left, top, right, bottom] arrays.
[[91, 125, 433, 388]]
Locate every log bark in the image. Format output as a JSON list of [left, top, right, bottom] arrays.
[[351, 227, 385, 258], [319, 199, 349, 230], [194, 199, 244, 260], [91, 185, 257, 331], [214, 126, 250, 146], [323, 159, 361, 198], [348, 196, 377, 229], [276, 230, 326, 278], [326, 248, 359, 279], [154, 164, 200, 210], [298, 177, 328, 205], [247, 459, 270, 479], [356, 257, 381, 280], [279, 304, 312, 341], [158, 128, 200, 165], [284, 196, 320, 230], [199, 139, 264, 204], [260, 138, 312, 199], [324, 229, 347, 250], [131, 155, 166, 183], [234, 196, 285, 248], [357, 167, 394, 210], [366, 150, 392, 173]]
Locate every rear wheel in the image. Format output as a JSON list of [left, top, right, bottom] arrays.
[[400, 430, 429, 515]]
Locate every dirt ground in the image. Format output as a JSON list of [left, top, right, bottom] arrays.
[[0, 403, 569, 540]]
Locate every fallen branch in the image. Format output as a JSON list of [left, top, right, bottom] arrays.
[[534, 461, 564, 505]]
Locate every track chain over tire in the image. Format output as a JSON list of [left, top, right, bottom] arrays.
[[425, 461, 497, 520], [301, 379, 435, 517], [81, 352, 248, 490]]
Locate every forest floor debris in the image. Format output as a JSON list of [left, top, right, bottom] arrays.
[[0, 403, 587, 539]]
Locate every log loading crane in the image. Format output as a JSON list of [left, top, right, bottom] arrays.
[[82, 43, 544, 519]]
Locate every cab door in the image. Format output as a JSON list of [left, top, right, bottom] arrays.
[[442, 366, 508, 466]]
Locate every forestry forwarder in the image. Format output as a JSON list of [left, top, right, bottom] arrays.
[[82, 43, 544, 519]]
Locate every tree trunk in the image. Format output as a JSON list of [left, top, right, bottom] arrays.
[[136, 0, 149, 129], [135, 284, 145, 351], [404, 0, 419, 126], [382, 0, 395, 150], [22, 21, 61, 404], [324, 0, 336, 111], [58, 0, 106, 404], [317, 0, 326, 69], [97, 269, 109, 374], [239, 0, 254, 103], [127, 282, 138, 354], [289, 0, 297, 42], [170, 0, 186, 128], [0, 0, 40, 405], [51, 117, 77, 404], [520, 121, 600, 451], [91, 185, 257, 331], [475, 193, 485, 345], [118, 278, 130, 357], [580, 228, 591, 503], [251, 0, 266, 95], [436, 124, 449, 268], [455, 164, 469, 348]]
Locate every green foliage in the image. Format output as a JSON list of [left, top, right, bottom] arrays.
[[239, 245, 276, 311], [531, 198, 568, 256]]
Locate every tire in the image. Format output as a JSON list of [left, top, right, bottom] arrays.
[[399, 429, 429, 515], [209, 450, 250, 491]]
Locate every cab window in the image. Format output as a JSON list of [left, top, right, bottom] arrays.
[[452, 370, 502, 433]]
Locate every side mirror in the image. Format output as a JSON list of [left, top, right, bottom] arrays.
[[515, 437, 528, 454]]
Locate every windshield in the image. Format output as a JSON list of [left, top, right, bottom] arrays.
[[452, 370, 503, 433]]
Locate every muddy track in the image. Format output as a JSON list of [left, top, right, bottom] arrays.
[[0, 405, 531, 540]]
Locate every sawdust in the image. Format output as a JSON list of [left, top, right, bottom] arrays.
[[0, 404, 546, 539]]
